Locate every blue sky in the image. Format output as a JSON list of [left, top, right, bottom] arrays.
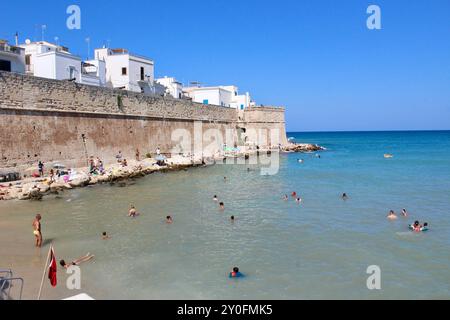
[[2, 0, 450, 131]]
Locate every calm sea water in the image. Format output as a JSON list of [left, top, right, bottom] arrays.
[[1, 131, 449, 299]]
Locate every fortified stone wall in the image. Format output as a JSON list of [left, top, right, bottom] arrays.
[[0, 71, 287, 173]]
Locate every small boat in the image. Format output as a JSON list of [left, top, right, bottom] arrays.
[[384, 154, 394, 158]]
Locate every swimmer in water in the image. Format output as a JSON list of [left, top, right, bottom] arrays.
[[224, 177, 227, 181], [342, 193, 348, 200], [291, 192, 297, 198], [421, 222, 429, 231], [282, 194, 288, 201], [166, 215, 173, 224], [102, 232, 110, 240], [411, 220, 421, 232], [59, 253, 94, 269], [213, 195, 218, 202], [230, 215, 235, 223], [229, 267, 244, 278], [296, 197, 302, 204], [387, 210, 398, 220], [401, 208, 408, 217], [128, 205, 138, 217], [219, 202, 225, 211]]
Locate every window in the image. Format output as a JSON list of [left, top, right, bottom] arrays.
[[122, 67, 127, 75], [0, 60, 11, 72], [140, 67, 145, 81], [25, 55, 31, 65], [240, 104, 244, 110], [203, 99, 209, 105]]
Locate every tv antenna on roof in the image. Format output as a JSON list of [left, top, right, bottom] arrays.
[[189, 81, 202, 87], [41, 24, 47, 41], [85, 37, 91, 60]]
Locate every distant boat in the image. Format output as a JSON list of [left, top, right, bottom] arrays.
[[384, 154, 394, 158]]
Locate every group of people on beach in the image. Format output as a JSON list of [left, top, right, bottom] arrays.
[[88, 156, 106, 175]]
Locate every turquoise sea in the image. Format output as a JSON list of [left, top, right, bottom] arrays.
[[0, 131, 449, 299]]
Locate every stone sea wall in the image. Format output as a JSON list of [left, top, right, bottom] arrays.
[[0, 71, 287, 173]]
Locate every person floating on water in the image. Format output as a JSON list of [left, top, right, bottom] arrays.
[[166, 216, 173, 224], [60, 253, 94, 269], [229, 267, 244, 278], [32, 214, 42, 247], [387, 210, 398, 220], [342, 193, 348, 200], [219, 202, 225, 211], [410, 221, 429, 232], [401, 208, 408, 217], [102, 232, 111, 240], [128, 205, 139, 217]]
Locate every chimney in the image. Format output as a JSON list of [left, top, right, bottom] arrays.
[[15, 32, 19, 46]]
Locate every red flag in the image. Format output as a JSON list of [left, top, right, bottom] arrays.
[[48, 246, 57, 287]]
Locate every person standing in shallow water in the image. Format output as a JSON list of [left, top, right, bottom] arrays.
[[32, 214, 42, 247], [219, 202, 225, 211], [38, 161, 44, 177]]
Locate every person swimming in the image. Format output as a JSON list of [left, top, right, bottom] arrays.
[[166, 215, 173, 224], [128, 205, 138, 217], [59, 253, 94, 269], [213, 195, 218, 202], [387, 210, 398, 220], [102, 232, 110, 240], [229, 267, 244, 278], [282, 194, 288, 201], [401, 208, 408, 217], [230, 215, 235, 222], [219, 202, 225, 211], [296, 197, 302, 204], [411, 220, 421, 232], [342, 193, 348, 200], [291, 192, 297, 198]]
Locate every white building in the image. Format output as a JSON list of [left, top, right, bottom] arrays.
[[0, 40, 25, 73], [94, 47, 154, 93], [20, 40, 105, 87], [183, 85, 252, 109], [155, 76, 183, 99]]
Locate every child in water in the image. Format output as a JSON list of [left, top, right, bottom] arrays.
[[229, 267, 244, 278]]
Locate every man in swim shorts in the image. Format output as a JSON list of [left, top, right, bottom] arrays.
[[219, 202, 225, 211], [32, 214, 42, 247], [166, 216, 173, 224]]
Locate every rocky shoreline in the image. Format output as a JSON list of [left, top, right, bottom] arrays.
[[0, 143, 323, 201]]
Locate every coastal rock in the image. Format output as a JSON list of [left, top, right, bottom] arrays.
[[282, 143, 324, 153]]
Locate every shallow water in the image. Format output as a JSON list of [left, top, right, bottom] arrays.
[[1, 131, 449, 299]]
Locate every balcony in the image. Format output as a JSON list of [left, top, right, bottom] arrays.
[[0, 43, 24, 56]]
